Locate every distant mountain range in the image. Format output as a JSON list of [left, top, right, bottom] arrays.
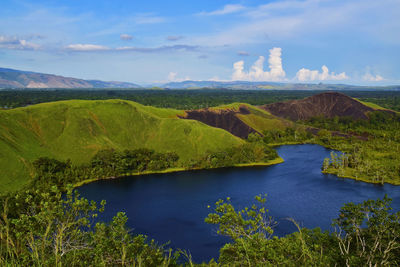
[[0, 68, 141, 89], [1, 67, 399, 90], [163, 80, 400, 91]]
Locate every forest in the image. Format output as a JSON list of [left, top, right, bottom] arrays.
[[30, 142, 277, 190], [1, 89, 400, 111]]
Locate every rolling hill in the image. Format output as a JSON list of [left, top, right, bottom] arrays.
[[162, 80, 400, 91], [0, 99, 245, 193]]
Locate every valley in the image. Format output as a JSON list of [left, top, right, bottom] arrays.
[[1, 89, 400, 266], [0, 91, 399, 193]]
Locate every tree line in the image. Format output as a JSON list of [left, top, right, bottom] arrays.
[[32, 148, 180, 189], [2, 89, 400, 111], [31, 142, 279, 190]]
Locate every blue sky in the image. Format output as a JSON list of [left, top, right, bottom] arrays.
[[0, 0, 399, 85]]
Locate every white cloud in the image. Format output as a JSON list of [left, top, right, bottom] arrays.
[[66, 44, 110, 51], [192, 0, 400, 47], [198, 4, 245, 16], [0, 35, 40, 50], [167, 72, 190, 82], [120, 34, 133, 41], [232, 47, 286, 81], [363, 72, 384, 81], [296, 65, 348, 81]]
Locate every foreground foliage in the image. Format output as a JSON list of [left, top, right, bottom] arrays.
[[205, 195, 400, 266], [0, 186, 180, 266], [1, 188, 399, 266]]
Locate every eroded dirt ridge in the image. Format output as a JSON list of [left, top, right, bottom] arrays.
[[261, 92, 375, 121], [181, 105, 258, 139]]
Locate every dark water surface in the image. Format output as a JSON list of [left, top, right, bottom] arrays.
[[78, 144, 400, 262]]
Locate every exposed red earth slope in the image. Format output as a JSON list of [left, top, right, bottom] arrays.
[[260, 92, 374, 121], [181, 105, 259, 139]]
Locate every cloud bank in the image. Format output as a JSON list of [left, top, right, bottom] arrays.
[[0, 35, 40, 50], [232, 47, 349, 82], [167, 72, 190, 82], [232, 47, 286, 81], [363, 72, 384, 81], [296, 65, 348, 82]]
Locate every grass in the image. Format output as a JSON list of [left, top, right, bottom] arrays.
[[0, 99, 245, 193], [209, 102, 292, 133], [353, 98, 391, 111], [322, 168, 399, 185]]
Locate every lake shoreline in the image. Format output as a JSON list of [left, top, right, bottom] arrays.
[[73, 156, 285, 188]]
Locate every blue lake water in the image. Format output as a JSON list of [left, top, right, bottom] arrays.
[[78, 144, 400, 262]]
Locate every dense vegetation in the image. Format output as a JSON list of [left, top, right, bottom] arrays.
[[32, 148, 179, 189], [304, 111, 400, 184], [31, 143, 277, 190], [0, 186, 181, 266], [204, 194, 400, 266], [2, 89, 400, 111], [1, 187, 399, 266]]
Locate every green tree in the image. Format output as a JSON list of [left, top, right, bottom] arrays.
[[333, 195, 400, 267]]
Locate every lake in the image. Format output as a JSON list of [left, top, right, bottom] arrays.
[[78, 144, 400, 262]]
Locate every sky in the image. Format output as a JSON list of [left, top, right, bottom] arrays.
[[0, 0, 399, 85]]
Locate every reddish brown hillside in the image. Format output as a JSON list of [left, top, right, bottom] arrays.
[[261, 92, 374, 121], [180, 105, 258, 139]]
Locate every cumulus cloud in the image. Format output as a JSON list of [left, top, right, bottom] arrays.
[[167, 72, 190, 82], [296, 65, 348, 81], [167, 35, 184, 41], [198, 4, 245, 16], [120, 34, 133, 41], [237, 51, 250, 56], [66, 44, 110, 51], [232, 47, 286, 81], [363, 71, 384, 81], [0, 35, 40, 50]]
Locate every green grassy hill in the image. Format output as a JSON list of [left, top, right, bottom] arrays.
[[0, 99, 244, 193]]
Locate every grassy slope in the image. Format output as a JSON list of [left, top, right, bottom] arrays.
[[237, 104, 291, 132], [211, 102, 293, 132], [353, 98, 395, 112], [0, 99, 244, 193]]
